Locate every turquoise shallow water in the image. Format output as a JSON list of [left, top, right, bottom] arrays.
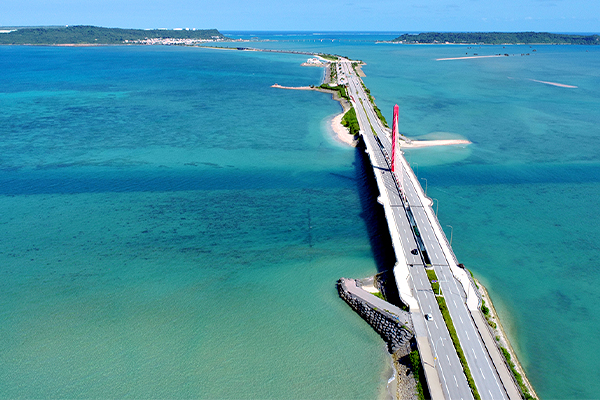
[[2, 36, 600, 399], [355, 44, 600, 400], [221, 34, 600, 399], [0, 46, 392, 399]]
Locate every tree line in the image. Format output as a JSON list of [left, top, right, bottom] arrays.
[[393, 32, 600, 45], [0, 26, 225, 45]]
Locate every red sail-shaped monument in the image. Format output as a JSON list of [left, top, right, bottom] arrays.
[[391, 104, 399, 173]]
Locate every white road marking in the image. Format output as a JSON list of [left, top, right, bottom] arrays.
[[480, 369, 485, 379], [454, 375, 458, 387], [472, 348, 477, 359]]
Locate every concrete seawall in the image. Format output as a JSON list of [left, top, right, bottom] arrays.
[[337, 278, 413, 354]]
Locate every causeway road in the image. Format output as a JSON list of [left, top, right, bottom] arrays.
[[337, 59, 519, 400]]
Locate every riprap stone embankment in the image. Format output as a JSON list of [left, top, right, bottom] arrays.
[[337, 278, 413, 354]]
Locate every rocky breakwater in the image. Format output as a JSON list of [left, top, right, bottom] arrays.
[[337, 277, 413, 353], [338, 277, 420, 400]]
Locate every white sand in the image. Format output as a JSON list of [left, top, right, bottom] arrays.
[[271, 84, 313, 90], [331, 113, 357, 146], [401, 139, 471, 148], [529, 79, 578, 88], [436, 55, 504, 61], [361, 284, 380, 294]]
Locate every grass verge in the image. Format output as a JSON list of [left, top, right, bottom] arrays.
[[426, 269, 441, 295], [360, 83, 389, 128], [409, 350, 426, 400], [500, 347, 537, 400], [436, 297, 481, 400]]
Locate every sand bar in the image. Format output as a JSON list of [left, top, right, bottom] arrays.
[[529, 79, 577, 88], [401, 139, 471, 148], [271, 84, 313, 90], [436, 55, 504, 61]]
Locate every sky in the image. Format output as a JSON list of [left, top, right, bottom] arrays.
[[1, 0, 599, 33]]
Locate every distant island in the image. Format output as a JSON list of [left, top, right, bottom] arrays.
[[391, 32, 600, 45], [0, 25, 226, 45]]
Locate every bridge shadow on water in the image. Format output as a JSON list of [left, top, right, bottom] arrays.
[[353, 139, 403, 307]]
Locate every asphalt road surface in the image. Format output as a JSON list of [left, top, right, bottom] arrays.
[[339, 60, 509, 400]]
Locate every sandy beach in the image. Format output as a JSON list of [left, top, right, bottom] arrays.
[[331, 113, 357, 146], [400, 139, 471, 148]]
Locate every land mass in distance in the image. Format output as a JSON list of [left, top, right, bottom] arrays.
[[0, 25, 226, 45], [392, 31, 600, 45]]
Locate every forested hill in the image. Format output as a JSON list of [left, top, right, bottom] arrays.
[[0, 25, 226, 44], [392, 32, 600, 45]]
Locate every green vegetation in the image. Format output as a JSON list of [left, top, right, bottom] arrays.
[[409, 350, 426, 400], [426, 269, 441, 295], [328, 62, 338, 83], [341, 107, 360, 136], [319, 53, 339, 61], [481, 300, 497, 328], [393, 32, 600, 45], [360, 84, 389, 128], [467, 269, 480, 289], [373, 291, 385, 301], [373, 105, 389, 128], [318, 83, 350, 101], [481, 300, 490, 316], [358, 99, 378, 137], [500, 347, 537, 400], [436, 297, 481, 400], [0, 25, 225, 45]]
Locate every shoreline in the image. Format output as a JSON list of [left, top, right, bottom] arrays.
[[476, 278, 539, 399], [271, 84, 358, 146]]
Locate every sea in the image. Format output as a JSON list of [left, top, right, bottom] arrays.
[[1, 32, 599, 399]]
